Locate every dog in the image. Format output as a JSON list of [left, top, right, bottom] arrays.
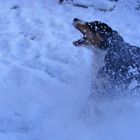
[[73, 18, 140, 98]]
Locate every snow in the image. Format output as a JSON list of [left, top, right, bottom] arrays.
[[0, 0, 140, 140]]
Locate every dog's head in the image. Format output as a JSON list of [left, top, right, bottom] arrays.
[[73, 18, 116, 49]]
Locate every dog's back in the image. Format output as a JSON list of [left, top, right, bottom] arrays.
[[97, 42, 140, 96]]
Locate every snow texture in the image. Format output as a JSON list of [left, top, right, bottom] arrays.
[[0, 0, 140, 140]]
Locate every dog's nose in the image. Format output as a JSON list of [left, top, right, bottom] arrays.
[[73, 18, 79, 22]]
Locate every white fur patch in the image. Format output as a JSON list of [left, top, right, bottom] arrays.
[[91, 47, 107, 95], [92, 47, 107, 78]]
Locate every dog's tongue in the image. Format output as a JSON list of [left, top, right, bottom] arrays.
[[73, 38, 85, 46]]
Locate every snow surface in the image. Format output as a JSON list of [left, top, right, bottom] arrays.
[[0, 0, 140, 140]]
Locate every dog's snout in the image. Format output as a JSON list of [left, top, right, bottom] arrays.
[[73, 18, 79, 22]]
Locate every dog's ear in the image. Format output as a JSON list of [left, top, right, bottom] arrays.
[[101, 30, 124, 49], [112, 30, 124, 42]]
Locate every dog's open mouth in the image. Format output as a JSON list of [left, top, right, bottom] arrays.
[[73, 18, 90, 46], [73, 18, 104, 47]]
